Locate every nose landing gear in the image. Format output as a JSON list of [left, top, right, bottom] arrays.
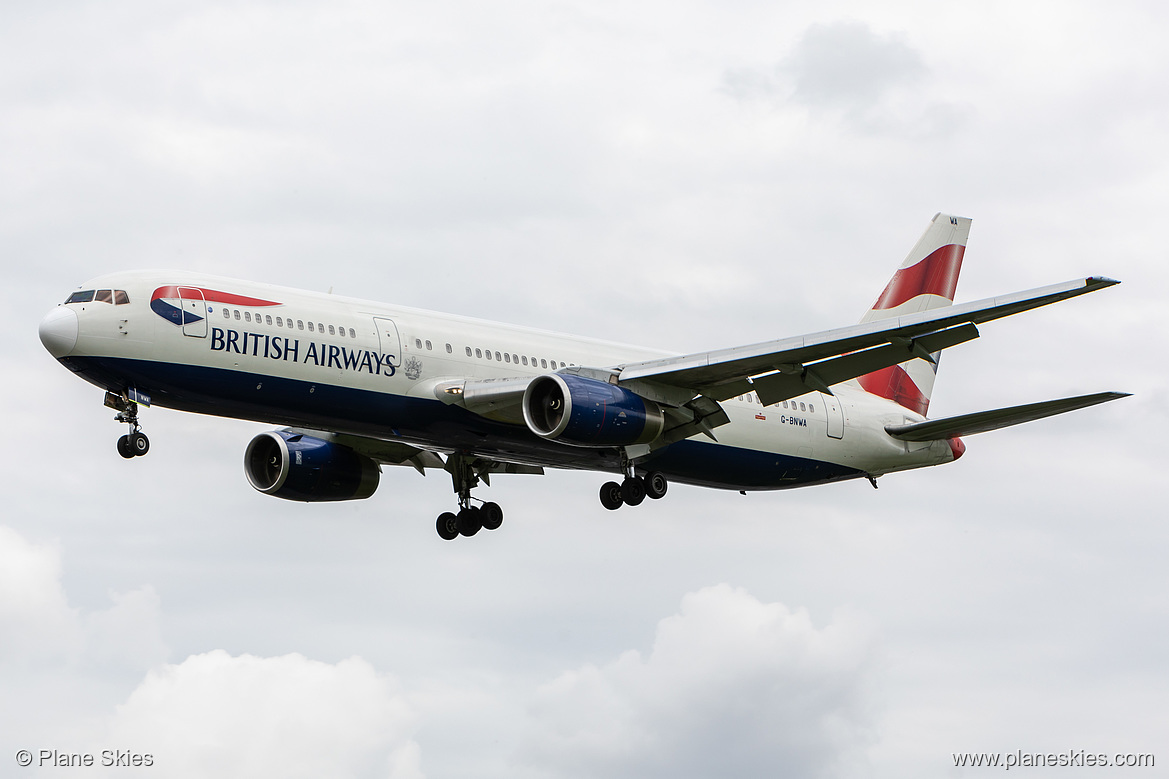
[[106, 391, 149, 459]]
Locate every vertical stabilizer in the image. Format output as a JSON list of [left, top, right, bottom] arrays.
[[856, 213, 971, 416]]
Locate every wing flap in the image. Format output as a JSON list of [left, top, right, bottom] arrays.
[[288, 429, 447, 471], [617, 276, 1118, 394], [884, 392, 1130, 441], [745, 322, 980, 406]]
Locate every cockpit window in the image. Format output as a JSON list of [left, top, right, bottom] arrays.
[[95, 289, 113, 304], [114, 290, 130, 305], [65, 290, 95, 304]]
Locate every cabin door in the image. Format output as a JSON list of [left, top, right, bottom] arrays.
[[372, 317, 402, 367], [178, 287, 207, 338], [820, 392, 845, 439]]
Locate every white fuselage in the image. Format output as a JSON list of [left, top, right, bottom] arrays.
[[42, 270, 958, 491]]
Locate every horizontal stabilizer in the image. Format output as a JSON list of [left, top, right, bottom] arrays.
[[884, 392, 1130, 441]]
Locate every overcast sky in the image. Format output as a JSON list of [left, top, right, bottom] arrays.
[[3, 1, 1167, 777]]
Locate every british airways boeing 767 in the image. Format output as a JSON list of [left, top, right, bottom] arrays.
[[38, 214, 1127, 539]]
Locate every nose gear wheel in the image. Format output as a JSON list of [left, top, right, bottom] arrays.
[[108, 392, 149, 458]]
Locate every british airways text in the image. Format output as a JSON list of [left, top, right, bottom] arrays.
[[210, 327, 397, 376]]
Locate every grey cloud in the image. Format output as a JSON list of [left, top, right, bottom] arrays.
[[784, 21, 925, 110], [721, 21, 964, 138]]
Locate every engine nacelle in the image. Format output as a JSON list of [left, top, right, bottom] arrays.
[[522, 374, 665, 447], [244, 431, 380, 502]]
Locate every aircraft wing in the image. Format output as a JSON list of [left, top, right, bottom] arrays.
[[287, 428, 446, 472], [287, 427, 545, 478], [616, 276, 1119, 406], [883, 392, 1130, 441]]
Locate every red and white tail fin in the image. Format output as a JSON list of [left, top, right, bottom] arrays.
[[855, 213, 971, 416]]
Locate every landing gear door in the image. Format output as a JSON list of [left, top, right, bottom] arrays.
[[179, 287, 207, 338], [820, 392, 844, 439], [373, 317, 401, 368]]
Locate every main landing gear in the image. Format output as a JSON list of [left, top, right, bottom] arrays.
[[106, 391, 150, 459], [599, 469, 668, 511], [436, 454, 505, 541]]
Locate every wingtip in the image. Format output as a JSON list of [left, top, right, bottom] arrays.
[[1086, 275, 1121, 288]]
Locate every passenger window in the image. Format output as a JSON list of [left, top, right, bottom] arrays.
[[560, 362, 566, 368], [328, 325, 335, 335], [521, 356, 528, 366], [65, 290, 95, 304], [496, 352, 502, 361], [308, 322, 314, 332], [446, 344, 453, 354], [276, 316, 283, 326], [317, 323, 323, 333], [297, 320, 304, 330], [475, 348, 482, 358], [415, 338, 422, 349], [541, 359, 547, 368], [747, 395, 753, 403], [223, 309, 231, 318], [95, 289, 113, 304], [349, 328, 355, 338], [266, 315, 273, 325], [114, 290, 130, 305], [486, 350, 492, 360], [505, 353, 511, 363], [782, 401, 788, 409], [234, 310, 241, 320], [465, 347, 472, 357], [425, 340, 432, 350], [799, 402, 806, 412]]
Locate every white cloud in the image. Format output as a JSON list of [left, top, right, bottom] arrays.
[[0, 525, 80, 665], [0, 525, 167, 671], [522, 585, 877, 778], [105, 651, 422, 779]]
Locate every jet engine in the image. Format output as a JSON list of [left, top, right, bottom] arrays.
[[522, 374, 665, 447], [244, 431, 380, 502]]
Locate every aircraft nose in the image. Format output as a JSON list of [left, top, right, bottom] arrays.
[[39, 306, 78, 358]]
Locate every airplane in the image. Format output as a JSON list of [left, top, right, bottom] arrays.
[[38, 213, 1127, 540]]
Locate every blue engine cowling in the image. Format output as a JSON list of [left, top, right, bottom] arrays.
[[522, 374, 665, 447], [244, 431, 380, 502]]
